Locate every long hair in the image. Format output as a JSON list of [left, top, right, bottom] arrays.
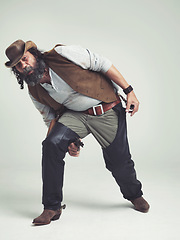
[[11, 47, 44, 89]]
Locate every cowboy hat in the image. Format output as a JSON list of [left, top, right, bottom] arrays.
[[5, 39, 37, 68]]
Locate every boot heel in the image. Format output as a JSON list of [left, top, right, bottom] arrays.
[[51, 204, 66, 221], [51, 214, 60, 221]]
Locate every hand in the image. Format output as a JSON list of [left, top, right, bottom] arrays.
[[68, 142, 80, 157], [126, 91, 139, 116]]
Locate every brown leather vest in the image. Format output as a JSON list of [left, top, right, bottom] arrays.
[[28, 45, 117, 115]]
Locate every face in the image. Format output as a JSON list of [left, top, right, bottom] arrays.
[[13, 50, 46, 86], [15, 51, 37, 74]]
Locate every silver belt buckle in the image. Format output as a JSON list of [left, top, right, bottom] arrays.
[[92, 104, 104, 116]]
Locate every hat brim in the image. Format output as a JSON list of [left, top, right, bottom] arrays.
[[5, 41, 37, 68]]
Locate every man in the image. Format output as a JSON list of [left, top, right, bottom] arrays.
[[5, 40, 150, 225]]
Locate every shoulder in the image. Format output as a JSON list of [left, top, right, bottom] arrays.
[[54, 44, 88, 56]]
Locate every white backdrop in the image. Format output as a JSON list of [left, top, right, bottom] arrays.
[[0, 0, 179, 239]]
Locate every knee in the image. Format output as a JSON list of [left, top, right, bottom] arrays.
[[42, 122, 80, 153], [42, 132, 69, 154], [42, 136, 58, 149]]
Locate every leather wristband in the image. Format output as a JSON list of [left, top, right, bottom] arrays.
[[123, 85, 133, 95]]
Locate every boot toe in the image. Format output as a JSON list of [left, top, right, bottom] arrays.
[[131, 197, 150, 213]]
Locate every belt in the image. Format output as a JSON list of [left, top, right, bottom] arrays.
[[84, 97, 121, 116]]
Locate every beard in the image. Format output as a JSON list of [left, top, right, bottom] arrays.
[[17, 58, 46, 87]]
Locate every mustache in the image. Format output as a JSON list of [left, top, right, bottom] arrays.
[[23, 66, 34, 75]]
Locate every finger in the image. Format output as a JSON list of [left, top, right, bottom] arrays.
[[69, 149, 78, 154], [69, 153, 79, 157], [69, 150, 80, 155], [130, 103, 139, 116], [69, 142, 76, 148], [68, 147, 79, 153], [68, 147, 78, 152], [69, 151, 80, 157], [126, 101, 131, 113], [68, 143, 79, 151], [68, 144, 80, 153]]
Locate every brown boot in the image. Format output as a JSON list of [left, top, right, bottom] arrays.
[[32, 204, 66, 226], [131, 197, 150, 213]]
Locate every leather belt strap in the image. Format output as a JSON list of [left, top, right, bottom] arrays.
[[84, 97, 121, 116]]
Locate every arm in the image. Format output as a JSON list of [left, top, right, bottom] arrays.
[[29, 93, 56, 127], [105, 65, 139, 116]]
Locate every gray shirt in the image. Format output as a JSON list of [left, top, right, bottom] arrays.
[[29, 45, 115, 127]]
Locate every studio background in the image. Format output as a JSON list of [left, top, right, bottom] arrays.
[[0, 0, 179, 239]]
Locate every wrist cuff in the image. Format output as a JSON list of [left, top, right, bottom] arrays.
[[123, 85, 133, 95]]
